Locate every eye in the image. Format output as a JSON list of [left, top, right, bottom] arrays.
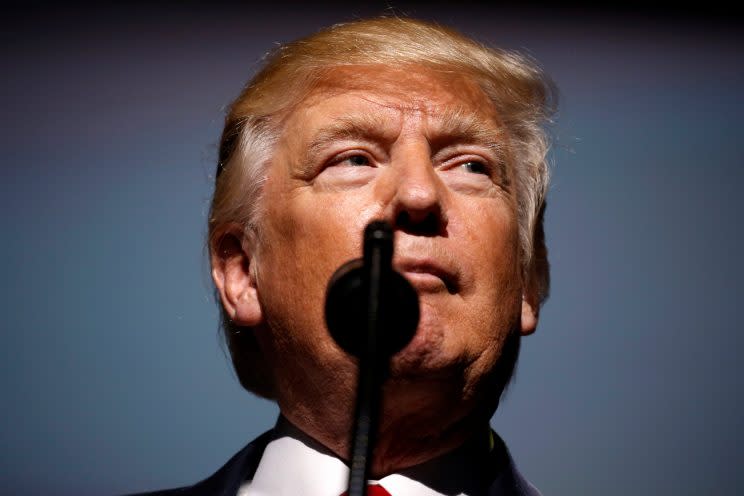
[[316, 151, 377, 188], [460, 160, 489, 175], [339, 154, 371, 167]]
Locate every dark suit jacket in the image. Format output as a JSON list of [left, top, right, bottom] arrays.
[[130, 429, 540, 496]]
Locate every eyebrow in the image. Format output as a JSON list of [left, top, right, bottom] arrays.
[[300, 114, 397, 176], [432, 107, 511, 188], [435, 107, 505, 149]]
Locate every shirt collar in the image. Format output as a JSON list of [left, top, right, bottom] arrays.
[[239, 417, 495, 496]]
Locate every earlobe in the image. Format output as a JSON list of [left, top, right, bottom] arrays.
[[520, 295, 538, 336], [210, 227, 263, 327]]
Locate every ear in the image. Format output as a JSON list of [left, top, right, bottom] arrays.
[[520, 294, 538, 336], [521, 202, 548, 336], [520, 264, 543, 336], [210, 226, 263, 327]]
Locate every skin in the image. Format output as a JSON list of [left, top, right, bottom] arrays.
[[212, 65, 539, 477]]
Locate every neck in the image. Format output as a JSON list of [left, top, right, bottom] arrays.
[[279, 374, 497, 478]]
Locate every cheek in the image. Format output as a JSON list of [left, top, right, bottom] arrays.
[[456, 199, 522, 286], [457, 204, 523, 333], [255, 181, 375, 331]]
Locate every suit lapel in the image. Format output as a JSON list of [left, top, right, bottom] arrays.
[[129, 430, 273, 496], [487, 432, 542, 496]]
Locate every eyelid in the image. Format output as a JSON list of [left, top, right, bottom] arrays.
[[329, 149, 378, 167], [438, 153, 496, 174], [436, 150, 511, 193]]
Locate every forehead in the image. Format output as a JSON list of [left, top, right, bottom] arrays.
[[284, 64, 499, 129]]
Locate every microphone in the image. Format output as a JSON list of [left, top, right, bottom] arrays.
[[325, 220, 419, 361], [324, 220, 419, 496]]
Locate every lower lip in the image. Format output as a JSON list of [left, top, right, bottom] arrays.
[[402, 271, 448, 292]]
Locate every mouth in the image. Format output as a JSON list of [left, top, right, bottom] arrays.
[[394, 257, 458, 294]]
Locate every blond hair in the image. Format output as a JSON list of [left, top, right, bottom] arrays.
[[209, 17, 556, 397]]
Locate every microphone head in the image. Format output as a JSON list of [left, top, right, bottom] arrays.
[[325, 222, 419, 360], [325, 259, 419, 359]]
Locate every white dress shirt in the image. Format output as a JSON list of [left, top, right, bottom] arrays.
[[237, 418, 496, 496]]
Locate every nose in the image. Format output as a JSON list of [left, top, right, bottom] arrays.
[[384, 148, 448, 237]]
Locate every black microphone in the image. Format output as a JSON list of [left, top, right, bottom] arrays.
[[325, 221, 419, 360], [324, 220, 419, 496]]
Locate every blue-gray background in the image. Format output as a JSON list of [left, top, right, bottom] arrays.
[[2, 2, 742, 495]]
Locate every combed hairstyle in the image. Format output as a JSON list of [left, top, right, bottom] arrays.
[[208, 17, 557, 398]]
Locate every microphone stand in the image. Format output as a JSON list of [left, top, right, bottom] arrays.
[[347, 224, 392, 496], [325, 220, 418, 496]]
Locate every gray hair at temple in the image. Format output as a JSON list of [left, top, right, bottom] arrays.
[[208, 17, 557, 398]]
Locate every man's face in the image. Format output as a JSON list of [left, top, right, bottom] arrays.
[[250, 65, 533, 410]]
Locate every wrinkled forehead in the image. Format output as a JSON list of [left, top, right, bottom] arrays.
[[277, 64, 503, 142], [298, 64, 498, 119]]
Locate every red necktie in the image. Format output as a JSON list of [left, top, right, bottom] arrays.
[[340, 484, 392, 496]]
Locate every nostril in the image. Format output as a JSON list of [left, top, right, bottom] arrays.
[[394, 210, 440, 236]]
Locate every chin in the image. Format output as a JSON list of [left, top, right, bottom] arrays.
[[387, 318, 465, 380]]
